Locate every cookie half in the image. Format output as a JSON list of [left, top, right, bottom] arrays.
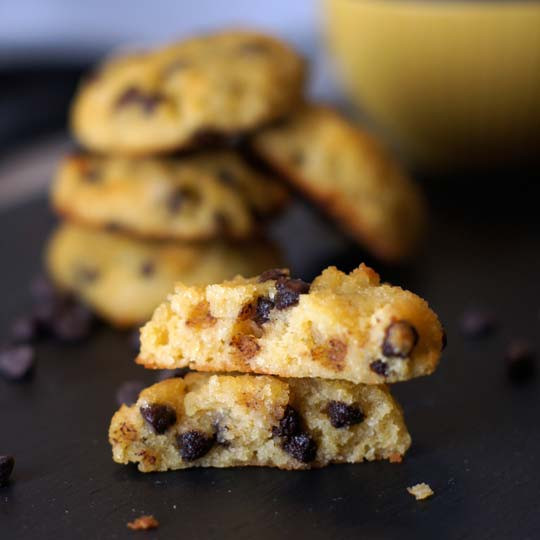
[[46, 223, 281, 327], [71, 30, 306, 155], [109, 373, 411, 471], [138, 265, 444, 384], [52, 152, 288, 241], [252, 105, 427, 262]]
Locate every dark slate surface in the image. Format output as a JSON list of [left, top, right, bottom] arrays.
[[1, 186, 540, 539]]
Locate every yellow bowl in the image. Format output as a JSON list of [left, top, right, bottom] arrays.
[[323, 0, 540, 170]]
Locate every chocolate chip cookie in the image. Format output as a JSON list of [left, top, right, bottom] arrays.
[[252, 105, 427, 262], [71, 30, 306, 155], [137, 264, 444, 383], [46, 223, 281, 327], [109, 373, 411, 471], [52, 151, 288, 241]]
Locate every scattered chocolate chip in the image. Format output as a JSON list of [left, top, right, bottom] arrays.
[[50, 302, 94, 343], [115, 86, 165, 113], [73, 265, 100, 286], [0, 345, 34, 381], [258, 268, 290, 283], [177, 431, 215, 461], [140, 404, 177, 434], [274, 278, 310, 310], [140, 260, 155, 277], [254, 296, 274, 325], [460, 308, 496, 339], [272, 405, 301, 439], [370, 359, 389, 377], [217, 168, 236, 185], [30, 275, 55, 303], [0, 456, 15, 486], [442, 330, 448, 351], [128, 328, 140, 351], [506, 341, 536, 382], [382, 321, 418, 358], [10, 316, 40, 344], [282, 433, 317, 463], [326, 401, 364, 428], [166, 187, 201, 214], [155, 368, 190, 382]]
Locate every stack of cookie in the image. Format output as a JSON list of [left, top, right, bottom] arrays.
[[45, 30, 305, 327], [109, 264, 445, 470], [45, 29, 429, 329]]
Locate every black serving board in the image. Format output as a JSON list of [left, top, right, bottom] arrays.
[[2, 183, 540, 539]]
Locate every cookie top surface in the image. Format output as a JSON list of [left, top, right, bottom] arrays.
[[138, 264, 444, 384], [46, 223, 281, 327], [52, 152, 288, 241], [109, 373, 411, 471], [252, 105, 427, 262], [71, 30, 306, 155]]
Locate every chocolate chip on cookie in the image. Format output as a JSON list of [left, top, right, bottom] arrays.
[[370, 359, 389, 377], [0, 345, 35, 381], [274, 277, 310, 310], [177, 431, 215, 461], [115, 86, 165, 114], [282, 433, 317, 463], [272, 405, 301, 439], [326, 401, 364, 428], [140, 260, 156, 277], [0, 456, 15, 486], [258, 268, 289, 283], [254, 297, 274, 325], [140, 404, 177, 434], [382, 321, 418, 358]]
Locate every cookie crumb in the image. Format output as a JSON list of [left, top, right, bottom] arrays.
[[407, 483, 434, 500], [126, 515, 159, 530], [389, 453, 402, 463]]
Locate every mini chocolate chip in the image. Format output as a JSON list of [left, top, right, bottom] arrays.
[[155, 368, 190, 382], [254, 296, 275, 325], [282, 433, 317, 463], [10, 316, 40, 344], [258, 268, 290, 283], [166, 187, 201, 214], [460, 308, 496, 339], [74, 265, 100, 285], [217, 168, 236, 185], [274, 278, 310, 310], [140, 260, 155, 277], [506, 341, 536, 382], [115, 86, 165, 114], [0, 456, 15, 486], [370, 359, 389, 377], [116, 380, 145, 406], [177, 431, 215, 461], [51, 302, 94, 343], [326, 401, 364, 428], [272, 405, 301, 439], [382, 321, 418, 358], [140, 404, 177, 434], [0, 345, 34, 381]]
